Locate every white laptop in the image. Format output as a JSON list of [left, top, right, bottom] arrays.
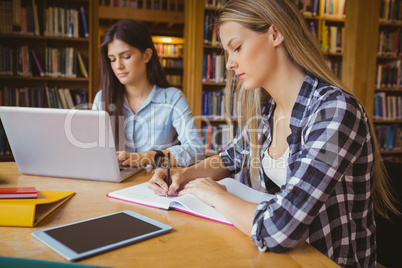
[[0, 106, 142, 182]]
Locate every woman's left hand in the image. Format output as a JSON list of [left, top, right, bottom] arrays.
[[178, 177, 227, 207]]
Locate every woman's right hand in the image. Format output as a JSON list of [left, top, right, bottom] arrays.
[[148, 168, 186, 197]]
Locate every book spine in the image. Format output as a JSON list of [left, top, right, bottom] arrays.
[[32, 0, 39, 35], [26, 1, 34, 35], [64, 88, 74, 109], [58, 88, 68, 108], [76, 51, 88, 78], [80, 6, 89, 38], [12, 0, 21, 33], [30, 48, 44, 77]]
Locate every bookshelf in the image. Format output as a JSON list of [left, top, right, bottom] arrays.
[[372, 1, 402, 161], [0, 0, 94, 161], [152, 35, 184, 88], [297, 0, 346, 79], [200, 1, 237, 156]]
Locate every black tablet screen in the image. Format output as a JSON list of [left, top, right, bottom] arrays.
[[44, 212, 162, 253]]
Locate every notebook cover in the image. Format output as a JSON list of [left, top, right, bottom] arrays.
[[0, 190, 75, 227]]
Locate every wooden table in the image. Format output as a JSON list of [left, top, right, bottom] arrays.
[[0, 162, 339, 267]]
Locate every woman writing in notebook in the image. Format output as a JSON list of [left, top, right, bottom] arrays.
[[148, 0, 399, 267], [93, 19, 204, 167]]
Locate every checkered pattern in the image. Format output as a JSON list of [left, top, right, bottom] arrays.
[[219, 73, 376, 268]]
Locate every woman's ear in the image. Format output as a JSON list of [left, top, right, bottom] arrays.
[[269, 25, 284, 46], [143, 48, 153, 63]]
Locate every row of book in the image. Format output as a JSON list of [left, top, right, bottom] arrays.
[[201, 124, 234, 154], [204, 0, 228, 9], [291, 0, 319, 16], [376, 60, 401, 89], [0, 0, 39, 35], [0, 44, 37, 76], [0, 87, 88, 109], [321, 24, 344, 53], [328, 60, 343, 79], [375, 124, 402, 151], [154, 43, 183, 57], [166, 74, 182, 86], [202, 90, 223, 117], [44, 6, 88, 38], [202, 53, 226, 83], [202, 89, 238, 118], [378, 29, 401, 57], [373, 93, 402, 120], [0, 44, 88, 78], [44, 47, 88, 78], [0, 1, 89, 38], [160, 58, 183, 68], [380, 0, 402, 22], [204, 12, 219, 46], [322, 0, 346, 18]]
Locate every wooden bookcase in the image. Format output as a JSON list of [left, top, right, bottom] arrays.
[[372, 2, 402, 161], [342, 0, 401, 162], [152, 35, 184, 89], [0, 0, 95, 161]]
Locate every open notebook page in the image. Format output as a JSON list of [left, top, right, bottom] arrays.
[[107, 178, 275, 225]]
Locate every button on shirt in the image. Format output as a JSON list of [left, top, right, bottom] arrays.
[[92, 86, 205, 166], [219, 73, 376, 268]]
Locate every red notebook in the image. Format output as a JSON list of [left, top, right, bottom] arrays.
[[0, 187, 38, 199]]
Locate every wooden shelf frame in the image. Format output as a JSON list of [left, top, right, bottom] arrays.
[[98, 0, 184, 24]]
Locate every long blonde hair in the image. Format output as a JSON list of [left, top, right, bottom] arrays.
[[217, 0, 398, 219]]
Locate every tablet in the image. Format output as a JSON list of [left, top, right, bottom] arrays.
[[32, 210, 172, 261]]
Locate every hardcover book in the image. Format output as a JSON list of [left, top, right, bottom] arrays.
[[0, 186, 37, 199]]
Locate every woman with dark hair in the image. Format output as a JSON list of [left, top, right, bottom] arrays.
[[92, 19, 204, 167]]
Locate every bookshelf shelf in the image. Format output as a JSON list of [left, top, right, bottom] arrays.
[[380, 150, 402, 155], [377, 55, 402, 60], [374, 120, 402, 124], [375, 88, 402, 92], [379, 20, 402, 27], [0, 34, 89, 42], [0, 76, 89, 82], [201, 116, 238, 123], [321, 16, 345, 22], [0, 155, 13, 162], [204, 44, 222, 50], [202, 82, 226, 87], [98, 7, 184, 24], [160, 55, 183, 59], [162, 66, 183, 70], [323, 52, 343, 57]]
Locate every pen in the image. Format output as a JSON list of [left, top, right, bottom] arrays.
[[166, 151, 171, 193]]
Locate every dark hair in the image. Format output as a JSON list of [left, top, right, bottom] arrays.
[[99, 19, 170, 148]]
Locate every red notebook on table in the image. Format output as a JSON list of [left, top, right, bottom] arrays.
[[0, 187, 38, 199]]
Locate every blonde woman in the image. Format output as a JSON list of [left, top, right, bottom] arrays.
[[148, 0, 398, 267]]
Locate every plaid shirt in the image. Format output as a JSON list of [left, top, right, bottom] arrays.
[[219, 73, 376, 267]]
